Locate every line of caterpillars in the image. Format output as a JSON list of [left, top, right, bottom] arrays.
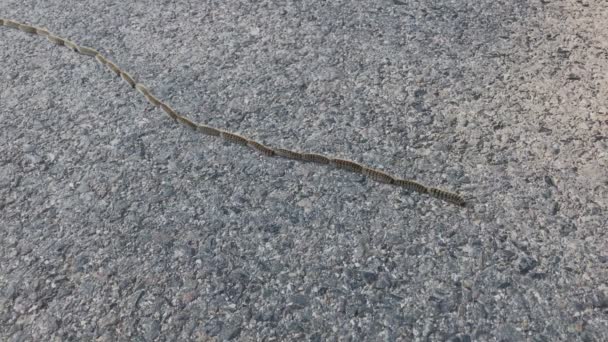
[[1, 18, 466, 207]]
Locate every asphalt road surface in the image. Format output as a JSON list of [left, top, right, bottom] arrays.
[[1, 1, 607, 341]]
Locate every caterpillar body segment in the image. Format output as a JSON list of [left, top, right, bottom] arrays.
[[197, 124, 221, 136], [427, 187, 466, 206], [119, 71, 136, 88], [394, 179, 428, 194], [135, 83, 149, 95], [362, 167, 395, 184], [18, 24, 37, 34], [35, 28, 50, 36], [3, 19, 19, 29], [0, 18, 4, 26], [176, 116, 197, 130], [220, 131, 249, 146], [63, 40, 79, 52], [159, 103, 179, 120], [76, 46, 98, 57], [143, 92, 162, 107], [274, 148, 304, 161], [331, 158, 363, 173], [46, 34, 65, 46], [302, 153, 330, 164], [144, 94, 160, 107], [134, 83, 157, 105], [94, 53, 107, 65], [247, 140, 275, 156], [105, 60, 122, 76]]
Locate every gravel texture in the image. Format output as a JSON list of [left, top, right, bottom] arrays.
[[1, 0, 607, 341]]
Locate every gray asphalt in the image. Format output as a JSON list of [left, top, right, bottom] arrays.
[[1, 0, 607, 341]]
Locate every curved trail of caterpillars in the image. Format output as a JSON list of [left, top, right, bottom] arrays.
[[1, 18, 467, 207]]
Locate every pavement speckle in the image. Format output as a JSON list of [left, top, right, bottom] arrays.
[[1, 0, 607, 341]]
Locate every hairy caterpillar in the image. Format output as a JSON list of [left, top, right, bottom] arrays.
[[46, 34, 65, 46], [197, 124, 221, 136], [145, 93, 162, 107], [119, 70, 136, 88], [331, 158, 363, 173], [135, 83, 149, 96], [135, 83, 161, 106], [274, 148, 304, 160], [220, 131, 249, 146], [76, 46, 99, 57], [105, 60, 122, 76], [35, 28, 50, 36], [247, 140, 275, 156], [3, 19, 19, 29], [159, 103, 179, 120], [176, 116, 197, 130], [302, 153, 330, 164], [427, 187, 466, 206], [18, 23, 36, 34], [63, 40, 79, 52], [94, 53, 107, 65], [394, 179, 428, 194], [362, 167, 395, 184]]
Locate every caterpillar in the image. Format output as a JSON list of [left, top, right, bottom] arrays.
[[427, 187, 466, 206], [135, 83, 162, 107], [330, 158, 363, 173], [394, 179, 428, 194], [63, 40, 79, 52], [301, 153, 330, 165], [3, 19, 19, 29], [17, 23, 36, 34], [197, 124, 221, 136], [46, 34, 65, 46], [362, 167, 395, 184], [175, 116, 197, 130], [159, 103, 179, 121], [220, 131, 249, 146], [247, 140, 275, 156], [135, 83, 150, 97], [274, 148, 304, 161], [76, 46, 99, 57], [5, 20, 21, 29], [94, 53, 108, 65], [105, 60, 122, 77], [35, 28, 50, 36], [1, 18, 468, 208], [119, 71, 136, 88]]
